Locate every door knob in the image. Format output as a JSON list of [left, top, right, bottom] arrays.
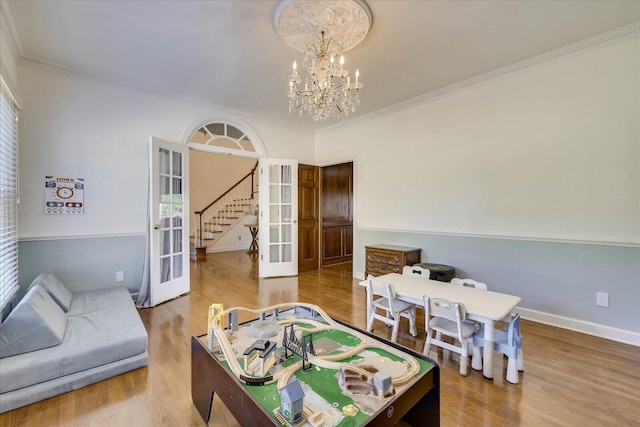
[[153, 224, 161, 230]]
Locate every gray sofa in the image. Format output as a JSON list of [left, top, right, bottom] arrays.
[[0, 273, 148, 413]]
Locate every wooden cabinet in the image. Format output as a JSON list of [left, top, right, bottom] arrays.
[[365, 244, 421, 277]]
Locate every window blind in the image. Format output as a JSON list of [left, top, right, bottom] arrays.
[[0, 76, 19, 311]]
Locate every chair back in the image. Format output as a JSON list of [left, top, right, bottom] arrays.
[[425, 297, 467, 323], [508, 313, 523, 348], [451, 277, 488, 290], [365, 275, 397, 299], [402, 265, 431, 278]]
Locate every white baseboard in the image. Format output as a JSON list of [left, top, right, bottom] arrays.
[[206, 244, 248, 253], [517, 307, 640, 347], [355, 270, 639, 347]]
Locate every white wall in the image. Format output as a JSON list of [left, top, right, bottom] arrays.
[[316, 35, 639, 246], [0, 7, 19, 97], [315, 33, 640, 341], [17, 62, 314, 240]]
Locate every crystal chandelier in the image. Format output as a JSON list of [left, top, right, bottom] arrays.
[[275, 0, 373, 122], [287, 31, 363, 121]]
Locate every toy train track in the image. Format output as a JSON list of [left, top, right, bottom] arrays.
[[211, 302, 421, 390], [240, 374, 273, 386]]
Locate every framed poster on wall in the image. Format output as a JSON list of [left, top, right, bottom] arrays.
[[44, 176, 84, 215]]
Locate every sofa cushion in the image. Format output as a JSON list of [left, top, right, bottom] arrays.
[[0, 300, 147, 393], [0, 285, 67, 358], [66, 287, 134, 316], [29, 273, 73, 312]]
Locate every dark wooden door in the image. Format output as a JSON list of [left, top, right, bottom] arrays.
[[321, 162, 353, 266], [298, 164, 319, 272]]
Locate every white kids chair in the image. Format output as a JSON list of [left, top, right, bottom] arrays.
[[402, 265, 431, 279], [472, 312, 524, 384], [365, 275, 417, 342], [450, 277, 488, 290], [423, 296, 477, 376]]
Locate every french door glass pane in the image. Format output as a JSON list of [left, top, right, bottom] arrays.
[[161, 231, 171, 255], [281, 185, 291, 203], [160, 257, 170, 283], [160, 205, 170, 222], [269, 185, 280, 203], [173, 177, 183, 201], [160, 177, 170, 201], [173, 255, 183, 278], [269, 205, 280, 223], [270, 225, 280, 243], [173, 229, 182, 253], [281, 165, 291, 183], [159, 148, 170, 174], [270, 245, 279, 262], [282, 244, 292, 262], [282, 205, 291, 222], [269, 165, 280, 183], [172, 152, 182, 176], [282, 224, 291, 243]]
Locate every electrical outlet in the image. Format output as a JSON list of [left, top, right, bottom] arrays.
[[116, 271, 125, 282], [238, 235, 242, 240], [596, 292, 609, 307]]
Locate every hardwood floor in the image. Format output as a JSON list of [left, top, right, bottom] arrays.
[[2, 251, 639, 426]]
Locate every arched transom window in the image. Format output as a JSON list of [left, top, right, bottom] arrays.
[[189, 122, 256, 155]]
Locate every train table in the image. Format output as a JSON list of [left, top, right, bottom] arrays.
[[191, 303, 440, 426]]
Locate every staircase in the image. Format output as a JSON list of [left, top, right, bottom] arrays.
[[191, 161, 258, 256]]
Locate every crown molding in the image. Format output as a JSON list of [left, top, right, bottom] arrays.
[[317, 21, 640, 135]]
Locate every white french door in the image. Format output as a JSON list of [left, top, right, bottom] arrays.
[[149, 136, 190, 306], [258, 158, 298, 278]]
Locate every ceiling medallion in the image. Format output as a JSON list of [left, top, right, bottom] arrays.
[[275, 0, 373, 121]]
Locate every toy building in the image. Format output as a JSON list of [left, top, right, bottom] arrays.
[[278, 380, 306, 426], [242, 339, 277, 376]]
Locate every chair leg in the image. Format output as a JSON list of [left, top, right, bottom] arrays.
[[517, 347, 524, 371], [367, 309, 375, 333], [391, 316, 400, 342], [506, 356, 519, 384], [471, 345, 483, 371], [459, 354, 469, 376], [423, 332, 431, 354], [409, 305, 417, 337]]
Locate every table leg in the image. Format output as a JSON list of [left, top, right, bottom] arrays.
[[247, 227, 259, 253], [482, 320, 495, 380], [192, 338, 215, 421]]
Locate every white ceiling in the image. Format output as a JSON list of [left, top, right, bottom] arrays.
[[3, 0, 639, 132]]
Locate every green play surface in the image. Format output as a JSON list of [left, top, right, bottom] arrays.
[[222, 327, 433, 427]]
